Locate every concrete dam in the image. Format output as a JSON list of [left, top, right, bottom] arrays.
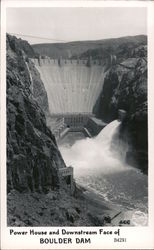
[[32, 58, 106, 114], [31, 57, 107, 139]]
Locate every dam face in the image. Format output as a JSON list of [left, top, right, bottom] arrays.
[[31, 58, 106, 114], [31, 58, 106, 139]]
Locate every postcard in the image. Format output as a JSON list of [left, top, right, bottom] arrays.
[[1, 0, 154, 249]]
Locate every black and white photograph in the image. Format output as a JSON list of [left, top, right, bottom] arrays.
[[1, 1, 154, 249], [6, 6, 148, 227]]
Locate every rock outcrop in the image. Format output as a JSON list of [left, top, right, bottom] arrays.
[[7, 34, 66, 193], [93, 45, 148, 173]]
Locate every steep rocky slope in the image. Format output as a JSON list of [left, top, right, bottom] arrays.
[[7, 34, 66, 193], [93, 45, 148, 173]]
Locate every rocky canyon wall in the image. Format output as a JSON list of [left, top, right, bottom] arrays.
[[93, 45, 148, 173], [7, 34, 66, 193]]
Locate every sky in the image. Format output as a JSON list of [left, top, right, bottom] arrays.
[[6, 7, 147, 44]]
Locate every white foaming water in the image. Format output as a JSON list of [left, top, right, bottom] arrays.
[[59, 120, 148, 226], [60, 120, 127, 176]]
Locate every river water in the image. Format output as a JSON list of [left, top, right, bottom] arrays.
[[59, 120, 148, 226]]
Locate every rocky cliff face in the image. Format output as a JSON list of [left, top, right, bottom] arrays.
[[93, 45, 148, 173], [7, 34, 66, 193]]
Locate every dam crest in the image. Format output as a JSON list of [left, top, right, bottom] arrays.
[[30, 57, 106, 67]]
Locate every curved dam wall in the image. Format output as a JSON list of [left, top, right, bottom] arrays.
[[31, 58, 106, 114]]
